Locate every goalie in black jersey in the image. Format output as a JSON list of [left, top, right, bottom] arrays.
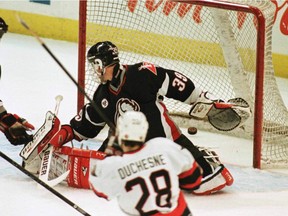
[[49, 41, 251, 195]]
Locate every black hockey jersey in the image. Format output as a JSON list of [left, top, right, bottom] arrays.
[[71, 62, 197, 141]]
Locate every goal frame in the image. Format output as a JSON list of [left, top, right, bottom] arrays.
[[77, 0, 266, 169]]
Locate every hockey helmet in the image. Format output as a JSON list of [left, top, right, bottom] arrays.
[[117, 111, 149, 145], [0, 17, 8, 39], [87, 41, 119, 75]]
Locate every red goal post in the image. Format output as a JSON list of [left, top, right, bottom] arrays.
[[77, 0, 288, 169]]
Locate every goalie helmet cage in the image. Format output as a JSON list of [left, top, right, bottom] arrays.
[[77, 0, 288, 169]]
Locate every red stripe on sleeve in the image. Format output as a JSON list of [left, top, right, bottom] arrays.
[[159, 102, 181, 140], [90, 182, 109, 200]]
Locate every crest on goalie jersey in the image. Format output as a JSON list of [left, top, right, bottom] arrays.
[[101, 98, 109, 108], [139, 62, 157, 75], [115, 98, 140, 123]]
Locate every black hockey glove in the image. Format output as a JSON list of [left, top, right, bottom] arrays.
[[0, 113, 34, 145], [0, 17, 8, 39], [102, 136, 123, 156]]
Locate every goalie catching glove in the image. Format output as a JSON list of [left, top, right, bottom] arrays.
[[0, 113, 34, 145], [189, 91, 251, 131]]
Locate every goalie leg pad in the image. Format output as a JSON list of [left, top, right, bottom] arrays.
[[193, 147, 234, 195], [68, 154, 91, 189], [192, 164, 233, 195], [58, 146, 106, 189]]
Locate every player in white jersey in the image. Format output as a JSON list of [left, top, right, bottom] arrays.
[[89, 111, 202, 216]]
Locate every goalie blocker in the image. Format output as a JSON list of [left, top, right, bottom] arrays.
[[189, 91, 251, 131]]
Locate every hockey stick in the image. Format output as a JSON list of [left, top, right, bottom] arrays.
[[0, 151, 91, 216], [17, 15, 116, 132], [54, 95, 63, 116], [38, 145, 70, 188]]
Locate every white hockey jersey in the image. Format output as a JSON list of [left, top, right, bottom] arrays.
[[89, 137, 202, 216]]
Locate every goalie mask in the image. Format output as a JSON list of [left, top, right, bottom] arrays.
[[117, 111, 149, 145], [87, 41, 119, 78]]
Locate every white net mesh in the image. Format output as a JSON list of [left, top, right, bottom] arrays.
[[79, 0, 288, 167]]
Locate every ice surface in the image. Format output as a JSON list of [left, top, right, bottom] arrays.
[[1, 33, 288, 216]]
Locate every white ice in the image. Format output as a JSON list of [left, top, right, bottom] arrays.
[[1, 33, 288, 216]]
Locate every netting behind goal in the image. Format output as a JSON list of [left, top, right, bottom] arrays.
[[78, 0, 288, 168]]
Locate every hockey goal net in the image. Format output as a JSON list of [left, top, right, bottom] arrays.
[[78, 0, 288, 168]]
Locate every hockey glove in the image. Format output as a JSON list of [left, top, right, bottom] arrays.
[[0, 113, 35, 145], [207, 98, 251, 131], [189, 91, 223, 119], [49, 124, 81, 148], [103, 136, 123, 156], [0, 17, 8, 39], [189, 92, 251, 131]]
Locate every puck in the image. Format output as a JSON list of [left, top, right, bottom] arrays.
[[187, 127, 198, 135]]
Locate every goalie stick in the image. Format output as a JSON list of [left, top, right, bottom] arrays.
[[0, 151, 91, 216], [38, 145, 70, 188], [17, 15, 116, 133]]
